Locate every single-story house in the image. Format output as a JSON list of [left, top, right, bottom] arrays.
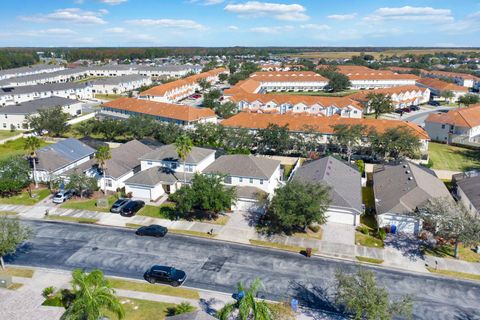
[[124, 144, 215, 201], [0, 96, 83, 131], [424, 104, 480, 144], [373, 161, 451, 234], [34, 138, 95, 182], [291, 156, 363, 226], [203, 154, 281, 212]]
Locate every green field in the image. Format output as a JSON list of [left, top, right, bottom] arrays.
[[0, 137, 50, 161], [428, 142, 480, 172], [94, 94, 123, 101], [0, 188, 50, 205]]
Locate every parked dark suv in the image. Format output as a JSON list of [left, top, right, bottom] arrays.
[[144, 265, 187, 287], [136, 225, 168, 237], [120, 200, 145, 217]]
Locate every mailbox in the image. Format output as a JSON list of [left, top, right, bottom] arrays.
[[0, 275, 12, 288]]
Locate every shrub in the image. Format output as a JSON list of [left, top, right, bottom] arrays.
[[308, 224, 321, 233], [378, 228, 387, 241], [167, 302, 195, 316], [357, 225, 370, 235], [42, 286, 55, 299]]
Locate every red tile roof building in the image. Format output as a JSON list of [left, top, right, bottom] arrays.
[[348, 85, 430, 109], [101, 97, 217, 126], [416, 77, 468, 103]]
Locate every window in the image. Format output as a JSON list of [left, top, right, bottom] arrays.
[[441, 124, 445, 129], [249, 178, 253, 184], [2, 123, 5, 128], [224, 176, 232, 184], [186, 165, 194, 172], [147, 161, 152, 165], [239, 177, 243, 182], [105, 179, 113, 187], [260, 179, 264, 185]]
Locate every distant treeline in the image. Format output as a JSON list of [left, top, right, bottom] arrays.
[[0, 49, 39, 70]]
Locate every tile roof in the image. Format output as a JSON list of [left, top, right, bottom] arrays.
[[456, 175, 480, 212], [36, 138, 95, 172], [348, 85, 428, 102], [229, 92, 364, 110], [373, 161, 451, 215], [140, 144, 215, 164], [250, 71, 328, 82], [421, 70, 480, 81], [425, 104, 480, 128], [140, 67, 226, 97], [335, 66, 419, 81], [102, 97, 216, 122], [221, 112, 430, 140], [204, 155, 280, 179], [416, 78, 469, 92], [292, 156, 363, 213]]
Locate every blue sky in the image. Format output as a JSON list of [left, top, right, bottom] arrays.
[[0, 0, 479, 47]]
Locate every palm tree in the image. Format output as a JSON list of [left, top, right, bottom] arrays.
[[61, 269, 124, 320], [218, 278, 272, 320], [24, 136, 41, 189], [175, 135, 193, 184], [95, 146, 111, 196]]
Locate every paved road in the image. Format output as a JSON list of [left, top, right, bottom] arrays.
[[402, 107, 455, 125], [8, 221, 480, 320]]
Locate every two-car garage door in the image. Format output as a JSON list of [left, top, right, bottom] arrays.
[[326, 207, 360, 226], [232, 198, 265, 213]]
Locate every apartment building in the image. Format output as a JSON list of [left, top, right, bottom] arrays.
[[229, 92, 363, 118], [139, 67, 226, 103], [333, 65, 419, 89], [420, 70, 479, 88], [249, 71, 328, 93], [348, 85, 430, 109], [0, 83, 93, 106], [0, 64, 64, 81], [101, 97, 217, 126], [416, 78, 468, 102], [90, 75, 152, 95]]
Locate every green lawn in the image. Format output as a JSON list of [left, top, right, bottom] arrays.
[[249, 239, 317, 254], [0, 266, 35, 278], [362, 186, 376, 212], [94, 94, 123, 101], [108, 278, 199, 299], [0, 211, 18, 215], [60, 195, 118, 212], [427, 268, 480, 281], [74, 76, 108, 84], [108, 297, 176, 320], [428, 142, 480, 172], [422, 244, 480, 263], [356, 256, 384, 264], [0, 137, 50, 161], [0, 130, 21, 140], [355, 232, 384, 248], [138, 204, 176, 219], [0, 188, 51, 205]]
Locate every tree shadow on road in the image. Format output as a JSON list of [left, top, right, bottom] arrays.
[[288, 280, 344, 316], [384, 233, 425, 261]]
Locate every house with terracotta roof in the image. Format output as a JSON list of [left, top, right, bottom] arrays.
[[348, 85, 430, 110], [229, 92, 363, 118], [139, 68, 226, 103], [221, 112, 430, 154], [424, 104, 480, 144], [420, 70, 480, 88], [101, 97, 217, 126], [416, 78, 468, 102], [333, 65, 419, 89]]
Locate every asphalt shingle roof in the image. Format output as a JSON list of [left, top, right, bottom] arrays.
[[140, 144, 215, 164], [204, 155, 280, 180], [292, 156, 363, 213], [373, 161, 451, 215], [0, 97, 80, 115], [124, 166, 193, 187], [456, 175, 480, 212], [36, 138, 95, 172]]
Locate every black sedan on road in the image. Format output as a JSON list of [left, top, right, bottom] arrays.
[[144, 265, 187, 287], [120, 200, 145, 217], [136, 225, 168, 237], [110, 198, 131, 213]]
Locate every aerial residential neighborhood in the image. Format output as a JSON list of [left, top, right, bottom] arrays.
[[0, 1, 480, 320]]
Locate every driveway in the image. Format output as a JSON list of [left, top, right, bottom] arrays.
[[322, 222, 355, 245]]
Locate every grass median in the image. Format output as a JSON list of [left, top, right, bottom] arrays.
[[356, 256, 384, 264], [108, 278, 199, 300], [249, 239, 317, 254], [427, 268, 480, 282], [0, 266, 35, 278], [45, 215, 99, 224]]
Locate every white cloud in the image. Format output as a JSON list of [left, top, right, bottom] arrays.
[[250, 25, 294, 34], [20, 8, 107, 25], [189, 0, 224, 5], [127, 19, 207, 30], [104, 27, 126, 33], [365, 6, 453, 22], [228, 25, 239, 30], [300, 24, 330, 31], [99, 0, 127, 5], [440, 11, 480, 33], [225, 1, 309, 21], [327, 13, 357, 21], [20, 29, 78, 37]]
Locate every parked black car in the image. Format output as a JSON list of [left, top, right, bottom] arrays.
[[429, 101, 441, 106], [144, 265, 187, 287], [110, 198, 131, 213], [409, 105, 420, 111], [120, 200, 145, 217], [136, 225, 168, 237]]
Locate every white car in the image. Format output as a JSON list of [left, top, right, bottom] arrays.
[[52, 190, 75, 204]]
